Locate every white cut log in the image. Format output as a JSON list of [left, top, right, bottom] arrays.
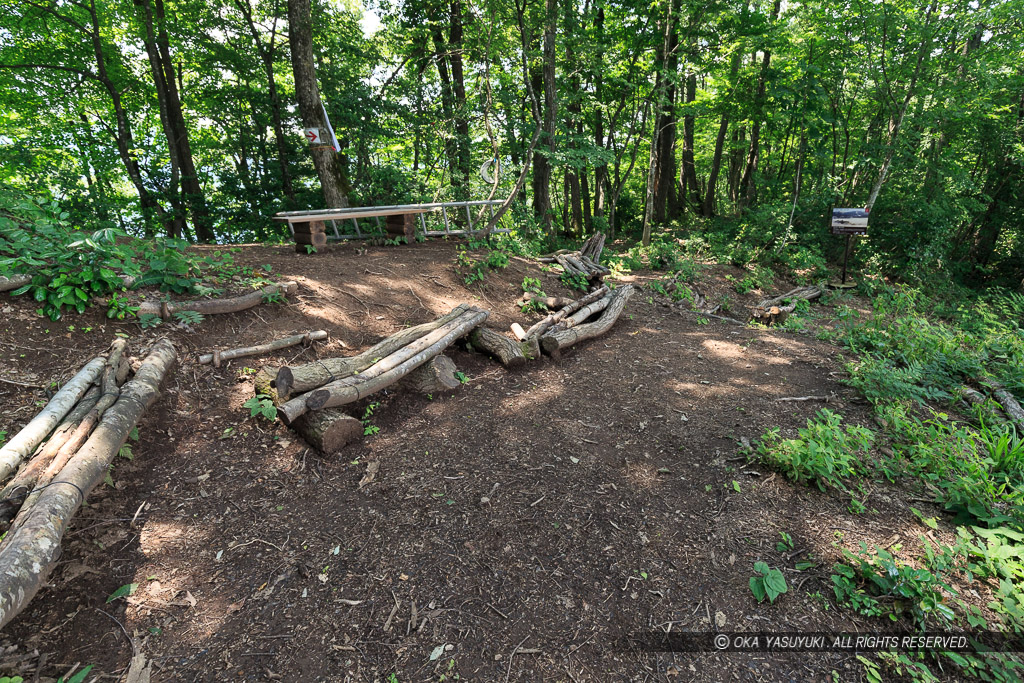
[[0, 357, 106, 485], [0, 338, 176, 630], [0, 275, 31, 293]]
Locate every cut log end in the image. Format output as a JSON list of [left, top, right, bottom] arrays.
[[292, 410, 362, 455], [400, 355, 461, 394]]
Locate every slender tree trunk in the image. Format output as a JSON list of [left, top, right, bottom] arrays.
[[653, 29, 678, 222], [532, 0, 558, 232], [592, 7, 607, 221], [448, 1, 471, 201], [642, 0, 674, 246], [738, 0, 781, 209], [287, 0, 349, 208], [680, 68, 700, 210]]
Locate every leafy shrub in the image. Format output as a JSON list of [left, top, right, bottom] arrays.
[[755, 409, 875, 492], [750, 561, 788, 603], [832, 544, 957, 628]]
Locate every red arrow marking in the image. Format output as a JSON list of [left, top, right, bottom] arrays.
[[305, 130, 319, 143]]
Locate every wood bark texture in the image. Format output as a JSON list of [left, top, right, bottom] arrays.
[[301, 308, 488, 415], [137, 282, 297, 318], [540, 285, 634, 357], [522, 286, 609, 340], [0, 338, 176, 630], [399, 354, 462, 393], [0, 275, 31, 293], [275, 305, 471, 399], [291, 409, 363, 455], [0, 357, 106, 485], [199, 330, 328, 366], [468, 327, 537, 368]]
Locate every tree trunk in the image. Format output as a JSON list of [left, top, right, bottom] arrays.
[[468, 328, 537, 368], [399, 354, 463, 392], [287, 0, 349, 208], [738, 0, 781, 208], [532, 0, 558, 232]]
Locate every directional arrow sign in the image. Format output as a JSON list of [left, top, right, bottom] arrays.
[[303, 128, 321, 144]]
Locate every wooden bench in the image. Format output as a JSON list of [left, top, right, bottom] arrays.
[[272, 201, 506, 253]]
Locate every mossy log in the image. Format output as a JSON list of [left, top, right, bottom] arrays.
[[0, 338, 176, 630], [979, 380, 1024, 429], [298, 308, 489, 416], [468, 328, 538, 368], [540, 285, 634, 358], [137, 282, 297, 319], [275, 304, 471, 400]]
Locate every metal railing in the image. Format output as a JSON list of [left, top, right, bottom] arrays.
[[274, 200, 509, 241]]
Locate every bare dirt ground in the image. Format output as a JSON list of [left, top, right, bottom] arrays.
[[0, 240, 929, 681]]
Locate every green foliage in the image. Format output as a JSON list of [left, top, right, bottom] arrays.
[[106, 583, 139, 603], [749, 561, 788, 604], [755, 409, 875, 492], [520, 277, 547, 314], [243, 395, 277, 422], [57, 667, 92, 683], [832, 544, 957, 628], [560, 271, 589, 292], [455, 246, 509, 286], [361, 402, 381, 436], [172, 310, 204, 326]]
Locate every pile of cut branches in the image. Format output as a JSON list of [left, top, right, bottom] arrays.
[[538, 232, 610, 284]]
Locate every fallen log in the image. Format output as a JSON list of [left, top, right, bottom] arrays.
[[17, 341, 130, 515], [521, 286, 609, 340], [254, 367, 362, 453], [540, 285, 634, 358], [517, 293, 575, 310], [0, 275, 31, 294], [299, 308, 489, 416], [137, 281, 297, 319], [555, 293, 613, 330], [979, 380, 1024, 429], [0, 356, 106, 485], [468, 328, 538, 368], [400, 354, 463, 393], [0, 338, 176, 630], [275, 304, 471, 399], [750, 286, 822, 325], [960, 386, 1009, 425], [199, 330, 328, 367], [0, 388, 101, 528]]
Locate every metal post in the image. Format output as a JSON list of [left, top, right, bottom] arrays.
[[466, 204, 473, 233], [441, 206, 451, 234], [419, 213, 427, 238], [841, 235, 852, 285], [353, 218, 362, 238], [330, 220, 340, 239]]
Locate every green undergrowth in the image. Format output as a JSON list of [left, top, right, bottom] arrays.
[[752, 282, 1024, 681], [0, 191, 278, 320]]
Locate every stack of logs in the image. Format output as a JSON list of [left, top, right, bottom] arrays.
[[0, 338, 177, 629], [258, 305, 490, 453], [749, 286, 823, 325], [538, 232, 610, 284], [262, 285, 636, 454]]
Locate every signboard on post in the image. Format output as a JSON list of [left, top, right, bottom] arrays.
[[831, 208, 869, 235], [303, 128, 321, 145]]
